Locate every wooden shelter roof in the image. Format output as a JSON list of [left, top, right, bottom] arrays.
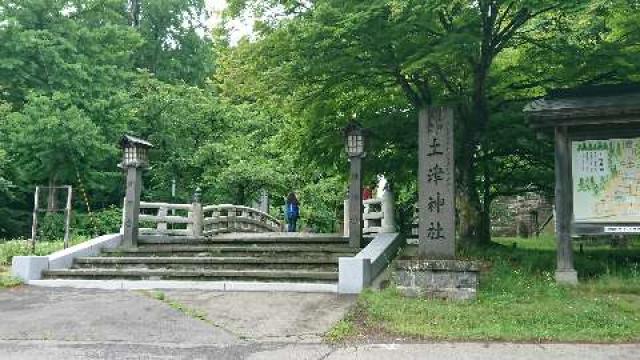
[[524, 84, 640, 128]]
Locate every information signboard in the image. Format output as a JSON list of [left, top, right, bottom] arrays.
[[572, 138, 640, 224]]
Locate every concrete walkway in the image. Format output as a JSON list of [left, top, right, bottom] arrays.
[[0, 286, 638, 359]]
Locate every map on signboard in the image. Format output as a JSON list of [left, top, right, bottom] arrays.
[[572, 138, 640, 223]]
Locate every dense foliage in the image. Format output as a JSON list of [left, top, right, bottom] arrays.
[[0, 0, 638, 239], [221, 0, 640, 242]]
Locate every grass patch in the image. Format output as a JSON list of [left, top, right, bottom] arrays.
[[166, 300, 210, 323], [142, 290, 248, 339], [0, 265, 22, 288], [145, 291, 210, 323], [329, 237, 640, 343], [579, 273, 640, 295], [493, 235, 557, 250], [326, 319, 357, 342], [0, 237, 87, 289], [0, 237, 87, 266]]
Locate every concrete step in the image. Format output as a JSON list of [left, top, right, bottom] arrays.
[[75, 256, 341, 264], [138, 238, 348, 246], [139, 233, 348, 245], [45, 232, 359, 286], [42, 268, 338, 282], [72, 263, 338, 272], [101, 245, 358, 258], [72, 257, 339, 271]]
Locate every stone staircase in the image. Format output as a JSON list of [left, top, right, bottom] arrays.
[[42, 233, 356, 284]]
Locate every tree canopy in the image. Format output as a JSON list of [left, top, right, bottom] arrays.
[[0, 0, 638, 239]]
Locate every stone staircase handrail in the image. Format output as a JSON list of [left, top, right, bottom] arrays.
[[338, 232, 404, 294]]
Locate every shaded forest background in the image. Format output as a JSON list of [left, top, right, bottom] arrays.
[[0, 0, 638, 242]]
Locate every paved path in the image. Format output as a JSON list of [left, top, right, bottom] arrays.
[[162, 290, 351, 342], [0, 286, 638, 359]]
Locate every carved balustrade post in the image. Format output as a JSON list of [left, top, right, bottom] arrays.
[[191, 187, 203, 237]]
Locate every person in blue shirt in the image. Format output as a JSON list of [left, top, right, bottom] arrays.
[[285, 192, 300, 232]]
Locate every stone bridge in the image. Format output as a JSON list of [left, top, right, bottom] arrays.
[[13, 136, 402, 294], [131, 189, 396, 238], [138, 201, 283, 237]]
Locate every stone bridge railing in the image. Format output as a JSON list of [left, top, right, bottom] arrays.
[[343, 190, 395, 237], [131, 190, 394, 238], [203, 204, 282, 235], [134, 199, 283, 237], [139, 201, 194, 236]]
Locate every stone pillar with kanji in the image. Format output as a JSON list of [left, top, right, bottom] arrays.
[[393, 107, 479, 300], [418, 107, 455, 259]]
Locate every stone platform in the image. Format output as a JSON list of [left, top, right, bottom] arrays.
[[393, 259, 481, 300]]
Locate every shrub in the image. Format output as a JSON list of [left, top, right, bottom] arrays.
[[75, 206, 122, 237], [37, 213, 67, 241], [32, 206, 122, 241]]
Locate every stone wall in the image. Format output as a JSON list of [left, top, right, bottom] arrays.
[[491, 193, 554, 237], [406, 192, 554, 240], [393, 259, 480, 300]]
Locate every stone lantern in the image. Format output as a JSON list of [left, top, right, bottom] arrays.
[[120, 135, 153, 248], [343, 121, 366, 248], [121, 135, 152, 168], [344, 121, 365, 158]]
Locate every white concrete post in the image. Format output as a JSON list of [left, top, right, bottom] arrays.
[[31, 186, 40, 244], [363, 201, 371, 232], [63, 186, 72, 249], [381, 190, 395, 233], [120, 197, 126, 234]]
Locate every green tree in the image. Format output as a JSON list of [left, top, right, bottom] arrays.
[[0, 0, 142, 107], [1, 93, 112, 209], [221, 0, 640, 243], [193, 105, 290, 205], [131, 0, 216, 85], [220, 0, 587, 243]]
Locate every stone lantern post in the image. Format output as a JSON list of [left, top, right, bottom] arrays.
[[120, 135, 153, 248], [344, 121, 366, 248]]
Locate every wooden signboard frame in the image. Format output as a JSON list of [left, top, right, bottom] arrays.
[[525, 84, 640, 283]]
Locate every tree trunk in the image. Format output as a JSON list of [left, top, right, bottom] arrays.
[[478, 201, 491, 244], [129, 0, 141, 27], [457, 180, 482, 245], [236, 184, 246, 206], [478, 160, 492, 244], [456, 106, 483, 246], [457, 59, 492, 246]]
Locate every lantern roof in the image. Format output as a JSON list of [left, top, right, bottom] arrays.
[[120, 135, 153, 149], [343, 120, 364, 135]]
